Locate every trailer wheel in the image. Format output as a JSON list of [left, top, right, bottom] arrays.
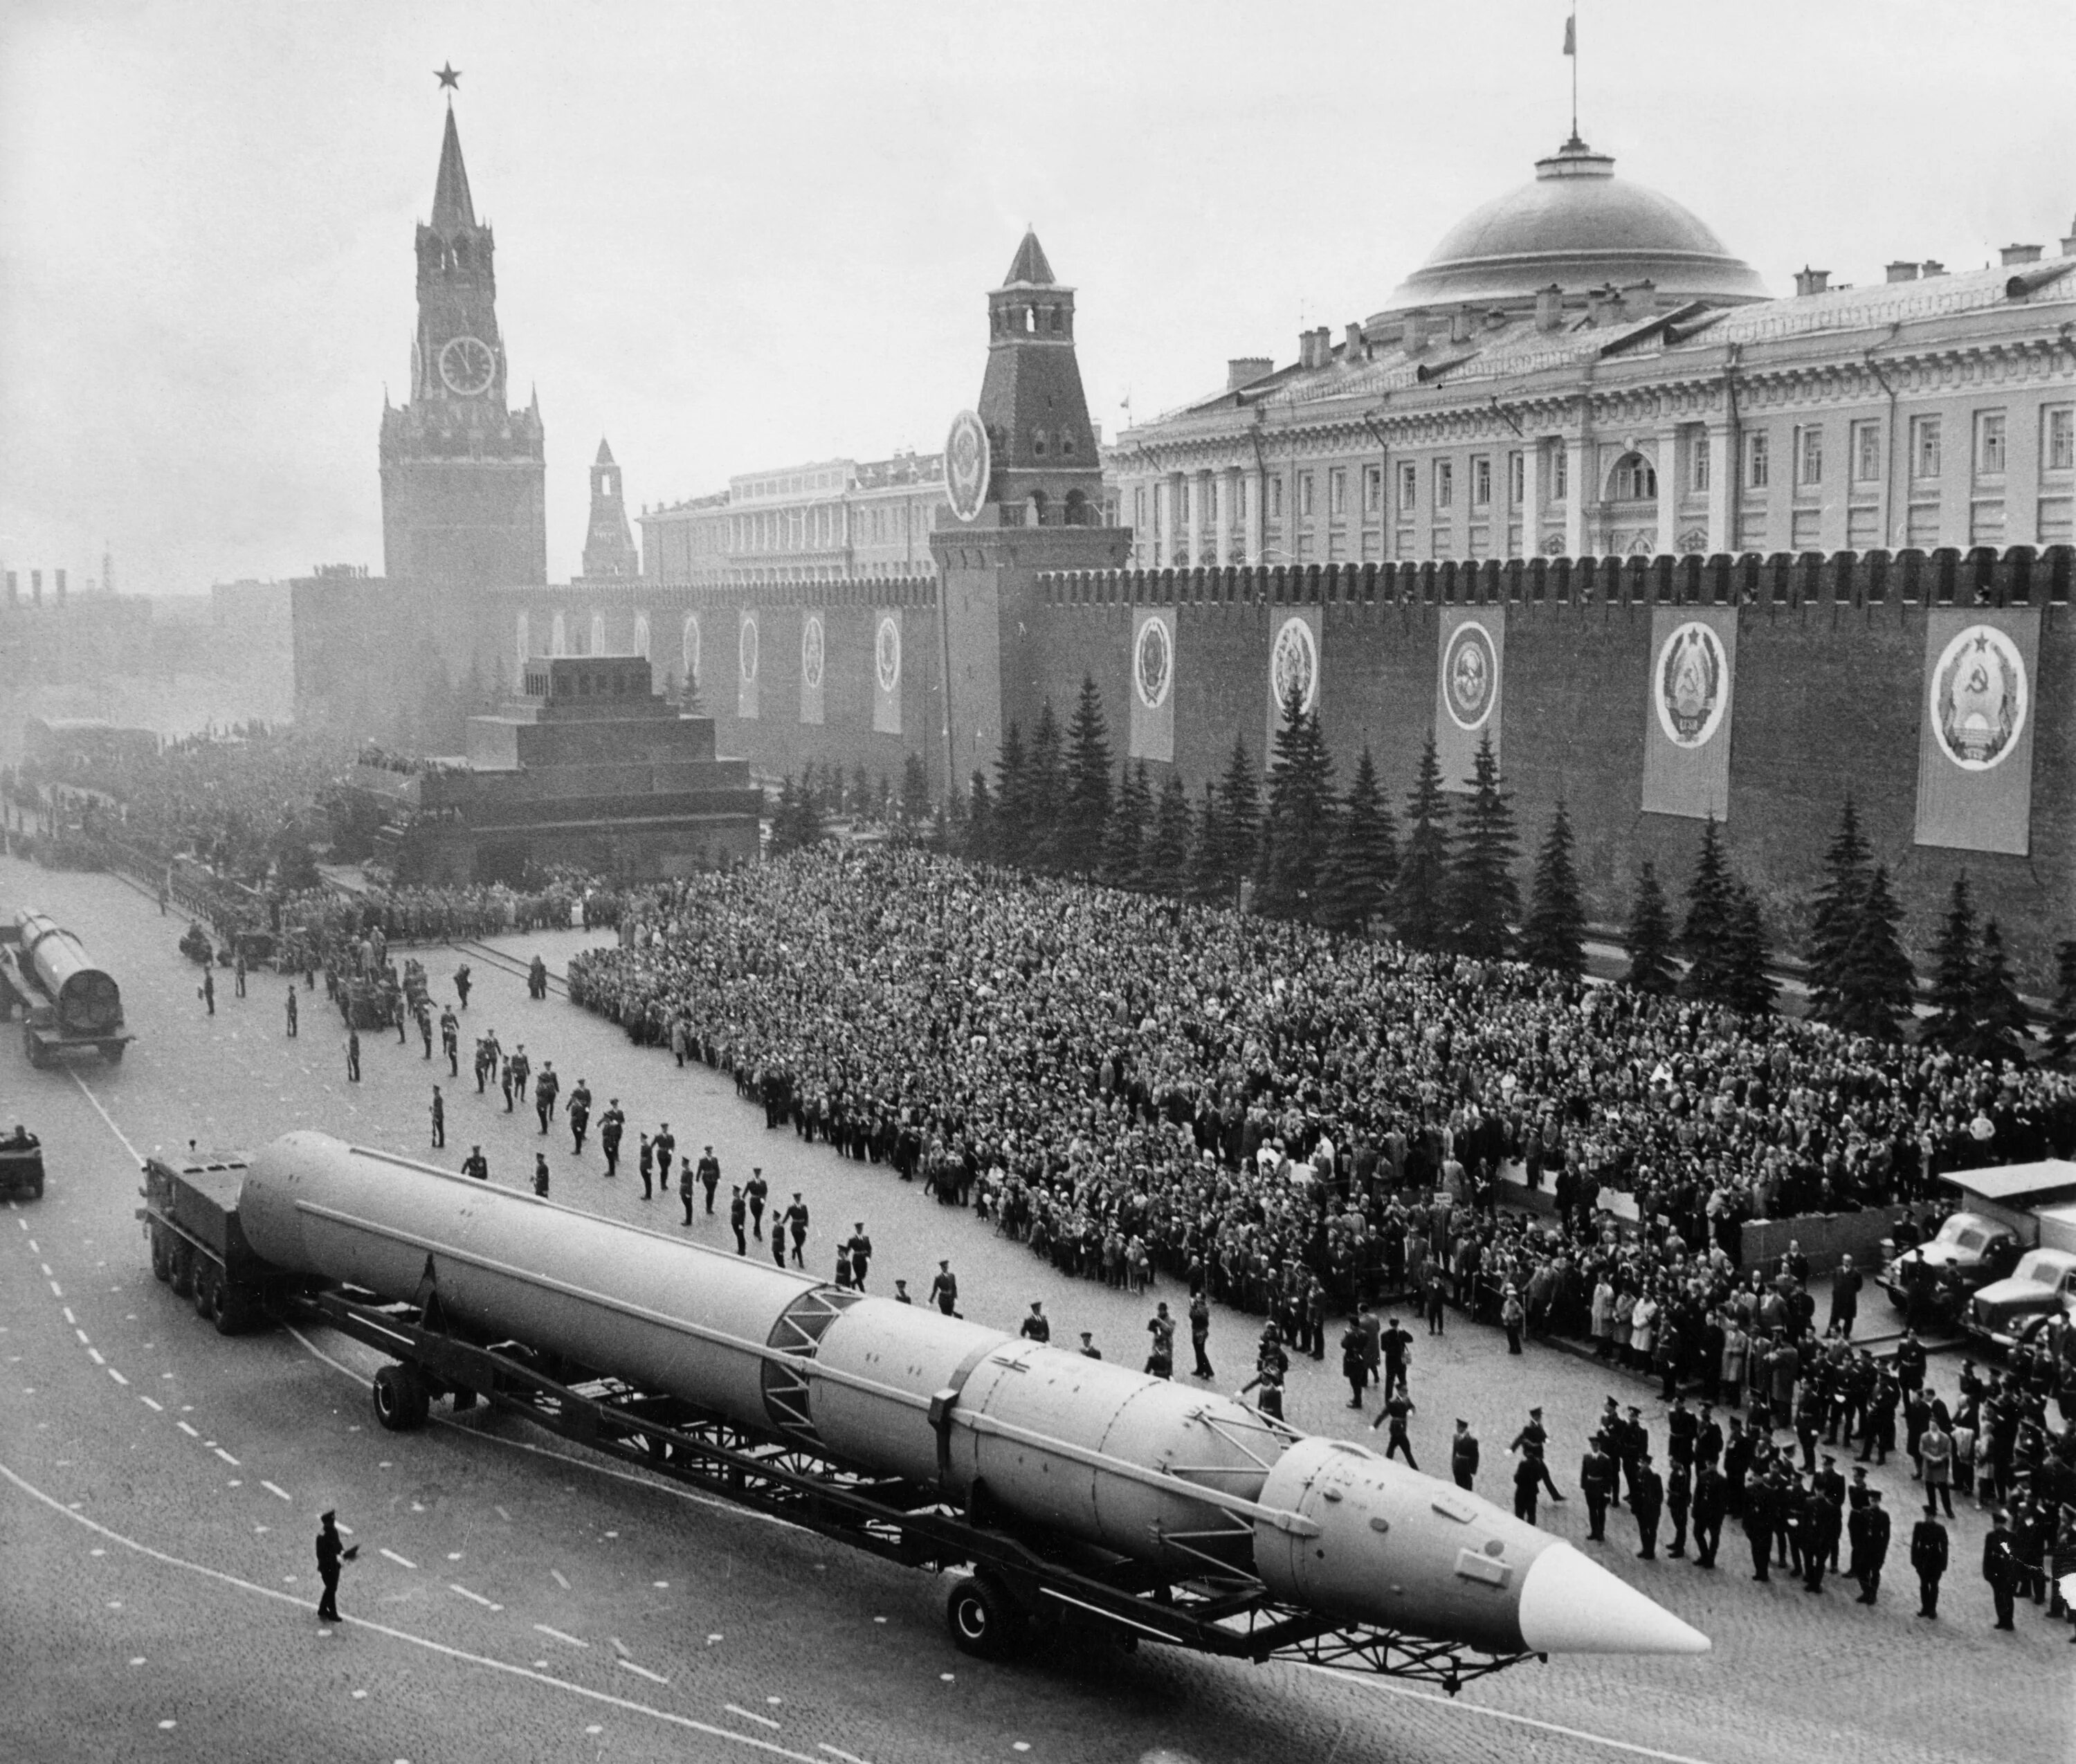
[[194, 1268, 218, 1322], [150, 1228, 172, 1283], [24, 1032, 45, 1070], [373, 1364, 430, 1432], [170, 1243, 196, 1299], [946, 1572, 1026, 1662]]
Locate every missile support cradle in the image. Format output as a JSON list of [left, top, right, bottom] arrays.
[[138, 1131, 1708, 1682]]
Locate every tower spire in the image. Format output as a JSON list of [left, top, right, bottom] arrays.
[[429, 107, 476, 235]]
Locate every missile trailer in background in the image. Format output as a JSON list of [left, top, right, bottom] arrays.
[[0, 909, 133, 1068], [138, 1131, 1708, 1684]]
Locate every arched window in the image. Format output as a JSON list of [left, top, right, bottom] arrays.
[[590, 612, 607, 655], [1611, 453, 1659, 502], [1064, 490, 1089, 526], [682, 612, 701, 686], [550, 612, 567, 655], [633, 613, 651, 660], [516, 611, 530, 666], [1032, 428, 1048, 457]]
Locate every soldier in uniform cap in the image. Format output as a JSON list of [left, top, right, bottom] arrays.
[[315, 1511, 358, 1621], [1449, 1419, 1480, 1492], [1580, 1432, 1617, 1542]]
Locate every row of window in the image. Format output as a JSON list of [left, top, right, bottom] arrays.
[[1747, 408, 2075, 493]]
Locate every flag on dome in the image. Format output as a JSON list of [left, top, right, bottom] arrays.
[[1913, 606, 2040, 854]]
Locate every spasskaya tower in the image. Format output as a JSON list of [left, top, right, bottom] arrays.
[[379, 100, 547, 590]]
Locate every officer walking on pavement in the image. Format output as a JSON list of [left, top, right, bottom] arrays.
[[462, 1145, 488, 1181], [1450, 1419, 1479, 1492], [284, 985, 298, 1037], [844, 1223, 872, 1291], [315, 1511, 358, 1621], [728, 1185, 747, 1254], [698, 1149, 722, 1216], [1188, 1289, 1214, 1381], [1581, 1431, 1616, 1542], [345, 1027, 361, 1083], [567, 1081, 592, 1154], [430, 1085, 444, 1149]]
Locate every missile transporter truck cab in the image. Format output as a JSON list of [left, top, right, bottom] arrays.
[[1967, 1248, 2076, 1352], [137, 1149, 284, 1334], [1881, 1212, 2024, 1314], [0, 909, 133, 1067]]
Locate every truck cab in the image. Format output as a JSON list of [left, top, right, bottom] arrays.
[[138, 1148, 271, 1333], [1880, 1211, 2023, 1311], [1967, 1248, 2076, 1352]]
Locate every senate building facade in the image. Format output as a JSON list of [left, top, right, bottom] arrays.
[[1108, 134, 2076, 575]]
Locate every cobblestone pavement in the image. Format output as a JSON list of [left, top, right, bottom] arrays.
[[2, 855, 2067, 1764]]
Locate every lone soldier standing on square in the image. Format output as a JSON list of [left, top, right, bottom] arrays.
[[728, 1185, 747, 1254], [461, 1145, 488, 1182], [440, 1005, 459, 1077], [430, 1085, 445, 1150], [1449, 1419, 1480, 1491], [284, 985, 298, 1038], [1581, 1432, 1616, 1542], [929, 1260, 959, 1316], [1631, 1451, 1665, 1558], [1189, 1289, 1214, 1381], [1911, 1507, 1948, 1617], [315, 1510, 358, 1621], [345, 1027, 361, 1083]]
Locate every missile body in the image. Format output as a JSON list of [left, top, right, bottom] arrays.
[[239, 1131, 1706, 1659]]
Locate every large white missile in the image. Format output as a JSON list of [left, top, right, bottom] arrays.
[[239, 1132, 1707, 1659]]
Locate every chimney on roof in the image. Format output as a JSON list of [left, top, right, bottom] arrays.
[[1626, 278, 1657, 314], [1999, 244, 2043, 266], [1403, 310, 1430, 354], [1228, 356, 1273, 391], [1794, 267, 1831, 297], [1921, 260, 1946, 278], [1450, 304, 1473, 345], [1295, 329, 1314, 370], [1345, 322, 1365, 362], [1884, 260, 1920, 283], [1535, 284, 1563, 331]]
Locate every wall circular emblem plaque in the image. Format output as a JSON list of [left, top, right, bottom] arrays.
[[875, 614, 902, 694], [1653, 620, 1729, 750], [1441, 619, 1498, 731], [682, 614, 701, 684], [945, 409, 991, 524], [801, 614, 825, 690], [1134, 615, 1173, 711], [1930, 623, 2026, 772], [1269, 616, 1318, 718]]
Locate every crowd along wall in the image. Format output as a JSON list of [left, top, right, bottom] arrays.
[[1029, 546, 2074, 983]]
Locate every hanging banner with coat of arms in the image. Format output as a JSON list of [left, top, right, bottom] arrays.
[[799, 612, 825, 726], [1129, 608, 1176, 762], [736, 609, 760, 721], [1433, 607, 1505, 792], [873, 609, 902, 735], [1913, 607, 2040, 855], [1265, 608, 1322, 761], [1641, 607, 1739, 820]]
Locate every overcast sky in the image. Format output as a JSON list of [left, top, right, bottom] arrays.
[[2, 0, 2070, 595]]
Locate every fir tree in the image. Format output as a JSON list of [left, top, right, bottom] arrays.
[[848, 763, 868, 819], [1187, 783, 1229, 908], [1144, 771, 1194, 897], [940, 780, 967, 856], [992, 722, 1029, 866], [1318, 745, 1397, 934], [682, 668, 705, 716], [1449, 732, 1520, 960], [1100, 761, 1151, 889], [901, 752, 931, 828], [1062, 675, 1114, 874], [768, 774, 803, 855], [2045, 939, 2076, 1069], [1392, 731, 1454, 952], [1969, 920, 2030, 1064], [1520, 800, 1586, 978], [1679, 816, 1736, 1002], [1026, 700, 1067, 872], [1624, 860, 1677, 994], [1924, 873, 1980, 1054], [1835, 862, 1915, 1039], [1256, 685, 1337, 922], [1805, 796, 1872, 1028], [965, 770, 994, 864], [1722, 879, 1775, 1015], [1214, 734, 1261, 900]]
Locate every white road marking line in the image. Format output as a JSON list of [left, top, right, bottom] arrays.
[[380, 1549, 417, 1570], [87, 1349, 105, 1365], [2, 1458, 837, 1762], [819, 1747, 875, 1764], [494, 1505, 511, 1521], [725, 1703, 778, 1728], [138, 1396, 162, 1412], [620, 1660, 671, 1686], [75, 1329, 90, 1345], [107, 1368, 128, 1386], [61, 1307, 73, 1324], [212, 1448, 239, 1466], [550, 1569, 570, 1590], [532, 1624, 588, 1648], [48, 1282, 62, 1298], [41, 1264, 52, 1277], [609, 1636, 630, 1657], [1302, 1666, 1730, 1764], [175, 1421, 199, 1437], [449, 1582, 502, 1610], [69, 1070, 141, 1161], [261, 1481, 292, 1503]]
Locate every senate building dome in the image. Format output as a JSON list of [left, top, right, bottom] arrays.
[[1380, 135, 1769, 316]]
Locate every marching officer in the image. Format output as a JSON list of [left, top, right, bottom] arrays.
[[461, 1145, 489, 1181], [637, 1134, 655, 1199], [1850, 1489, 1892, 1605], [653, 1124, 676, 1190], [1631, 1451, 1665, 1560], [439, 1006, 459, 1076], [785, 1192, 810, 1268], [453, 963, 472, 1008], [1449, 1419, 1480, 1492], [698, 1147, 722, 1215], [532, 1153, 550, 1198], [1580, 1433, 1617, 1543], [745, 1167, 768, 1239], [1188, 1289, 1214, 1381], [345, 1027, 361, 1083], [430, 1085, 445, 1150], [1691, 1460, 1727, 1568], [1983, 1509, 2020, 1630], [534, 1062, 559, 1133], [843, 1223, 873, 1291], [728, 1185, 747, 1254], [567, 1080, 592, 1154], [600, 1100, 626, 1176], [929, 1260, 959, 1316], [1911, 1507, 1949, 1617], [284, 985, 298, 1037]]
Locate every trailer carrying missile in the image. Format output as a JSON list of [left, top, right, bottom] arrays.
[[233, 1131, 1707, 1664]]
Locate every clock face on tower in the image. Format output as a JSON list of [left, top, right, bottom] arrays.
[[438, 335, 495, 397]]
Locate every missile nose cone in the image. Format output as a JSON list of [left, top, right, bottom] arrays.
[[1517, 1543, 1711, 1656]]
